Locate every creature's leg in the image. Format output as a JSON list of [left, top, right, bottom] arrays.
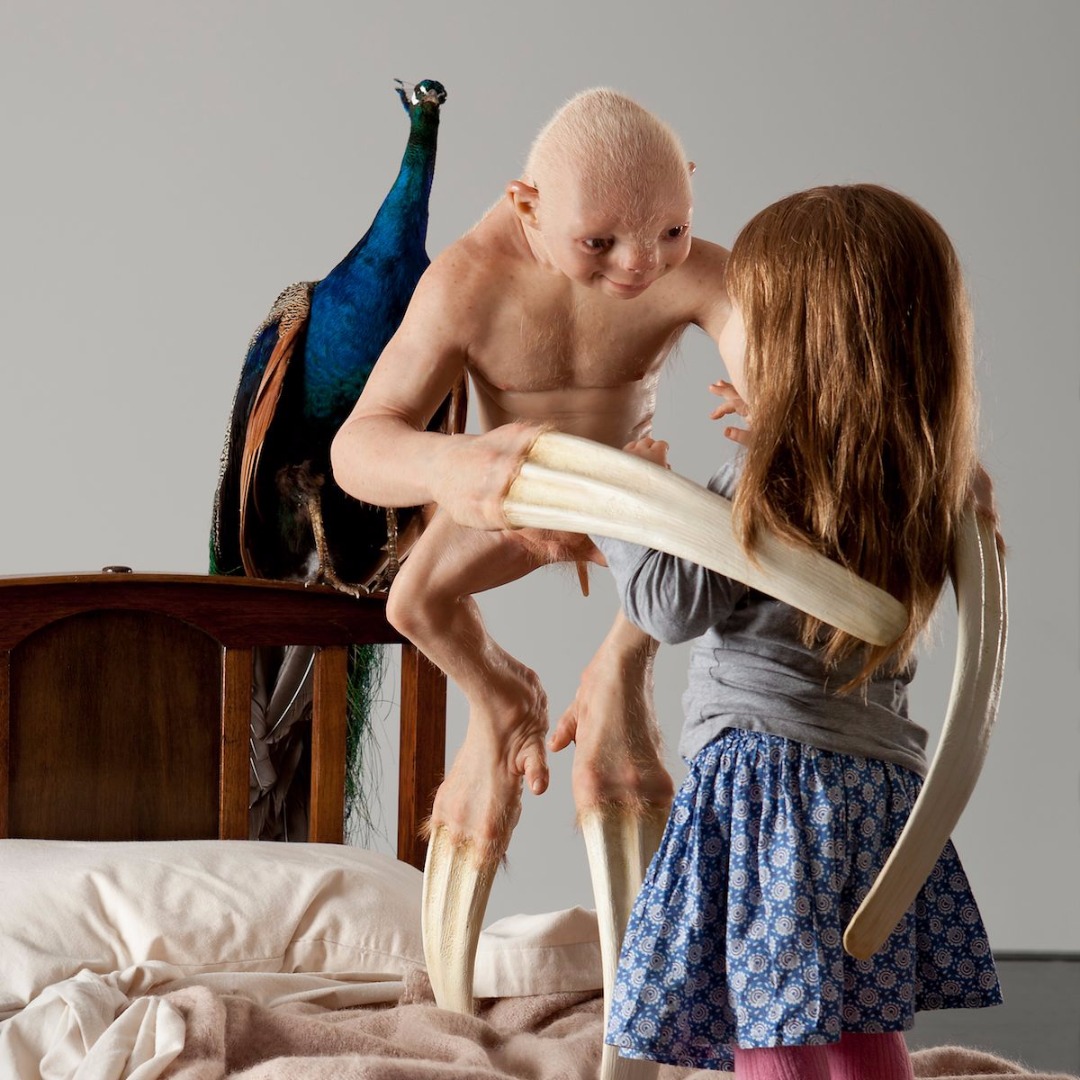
[[386, 509, 551, 853], [551, 612, 673, 1080], [387, 511, 558, 1014]]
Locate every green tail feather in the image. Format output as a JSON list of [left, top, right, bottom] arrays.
[[345, 642, 387, 845]]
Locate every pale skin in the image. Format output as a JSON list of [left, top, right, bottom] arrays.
[[331, 161, 731, 859]]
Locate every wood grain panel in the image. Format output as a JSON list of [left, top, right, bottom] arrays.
[[398, 642, 446, 869], [310, 646, 348, 843], [219, 647, 252, 839], [8, 611, 220, 839]]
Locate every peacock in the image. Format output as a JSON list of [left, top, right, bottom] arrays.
[[210, 79, 465, 841]]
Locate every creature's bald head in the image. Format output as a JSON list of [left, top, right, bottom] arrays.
[[523, 88, 692, 220]]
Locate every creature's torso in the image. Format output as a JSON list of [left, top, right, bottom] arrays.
[[456, 210, 722, 449]]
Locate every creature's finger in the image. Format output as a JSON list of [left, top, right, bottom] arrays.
[[422, 826, 499, 1014], [548, 710, 578, 752], [503, 431, 907, 647], [844, 510, 1006, 959], [583, 808, 665, 1080]]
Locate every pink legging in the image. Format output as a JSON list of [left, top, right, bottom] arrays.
[[733, 1031, 914, 1080]]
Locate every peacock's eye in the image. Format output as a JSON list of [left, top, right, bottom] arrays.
[[581, 238, 614, 253]]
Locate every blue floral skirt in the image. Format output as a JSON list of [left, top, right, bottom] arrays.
[[606, 729, 1002, 1072]]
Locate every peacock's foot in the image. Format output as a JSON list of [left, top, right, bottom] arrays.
[[422, 825, 500, 1015], [311, 569, 371, 599]]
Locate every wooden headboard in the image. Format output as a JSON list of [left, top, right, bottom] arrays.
[[0, 572, 446, 869]]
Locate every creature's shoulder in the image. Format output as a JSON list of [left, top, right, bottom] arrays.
[[678, 237, 732, 334], [415, 228, 508, 323]]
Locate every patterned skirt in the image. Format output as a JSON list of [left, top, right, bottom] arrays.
[[606, 728, 1002, 1072]]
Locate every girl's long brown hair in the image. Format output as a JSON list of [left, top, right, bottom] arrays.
[[726, 184, 979, 685]]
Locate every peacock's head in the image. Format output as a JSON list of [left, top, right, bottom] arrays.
[[395, 79, 447, 114]]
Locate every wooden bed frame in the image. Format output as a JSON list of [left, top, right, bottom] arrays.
[[0, 572, 446, 868]]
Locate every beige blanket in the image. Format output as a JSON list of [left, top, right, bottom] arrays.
[[161, 971, 1076, 1080]]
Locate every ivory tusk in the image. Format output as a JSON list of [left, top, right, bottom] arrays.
[[583, 809, 666, 1080], [844, 512, 1007, 959], [422, 825, 498, 1014], [505, 432, 908, 647]]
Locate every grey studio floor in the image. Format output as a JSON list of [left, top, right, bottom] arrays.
[[904, 955, 1080, 1076]]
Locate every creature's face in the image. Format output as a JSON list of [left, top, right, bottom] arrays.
[[531, 175, 693, 300], [717, 303, 749, 402]]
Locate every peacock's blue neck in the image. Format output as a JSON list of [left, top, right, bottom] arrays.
[[346, 107, 439, 268], [302, 105, 441, 421]]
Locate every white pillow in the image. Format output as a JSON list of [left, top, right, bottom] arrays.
[[0, 840, 424, 1015], [474, 907, 603, 998]]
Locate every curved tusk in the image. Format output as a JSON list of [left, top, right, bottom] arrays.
[[422, 825, 498, 1014], [505, 432, 907, 647], [844, 511, 1007, 959], [583, 809, 666, 1080]]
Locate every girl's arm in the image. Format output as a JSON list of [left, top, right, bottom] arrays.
[[591, 534, 746, 644], [590, 437, 745, 644]]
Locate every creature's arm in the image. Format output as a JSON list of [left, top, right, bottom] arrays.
[[685, 238, 734, 342], [331, 254, 539, 527]]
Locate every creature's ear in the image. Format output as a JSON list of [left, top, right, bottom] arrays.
[[687, 161, 697, 176], [507, 180, 541, 228]]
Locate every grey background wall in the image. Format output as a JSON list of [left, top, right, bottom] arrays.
[[1, 1, 1076, 952]]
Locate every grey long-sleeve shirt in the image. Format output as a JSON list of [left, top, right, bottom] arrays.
[[591, 459, 929, 775]]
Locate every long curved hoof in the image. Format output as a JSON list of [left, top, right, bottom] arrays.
[[844, 512, 1007, 959], [505, 432, 907, 647], [422, 825, 499, 1014], [583, 808, 666, 1080]]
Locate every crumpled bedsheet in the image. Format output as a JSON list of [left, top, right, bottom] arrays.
[[2, 964, 1075, 1080]]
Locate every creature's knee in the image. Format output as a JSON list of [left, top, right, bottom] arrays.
[[385, 560, 452, 641]]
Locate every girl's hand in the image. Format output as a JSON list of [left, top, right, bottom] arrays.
[[709, 380, 751, 447], [623, 436, 670, 469]]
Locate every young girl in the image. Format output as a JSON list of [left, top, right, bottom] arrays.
[[594, 185, 1003, 1080]]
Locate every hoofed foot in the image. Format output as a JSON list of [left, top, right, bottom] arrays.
[[422, 825, 500, 1014], [583, 807, 666, 1080]]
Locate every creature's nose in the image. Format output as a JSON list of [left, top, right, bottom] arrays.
[[623, 246, 658, 275]]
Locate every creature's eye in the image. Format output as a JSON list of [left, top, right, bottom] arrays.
[[581, 238, 614, 253], [665, 224, 690, 240]]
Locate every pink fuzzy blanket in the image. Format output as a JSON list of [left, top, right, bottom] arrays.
[[160, 973, 1076, 1080]]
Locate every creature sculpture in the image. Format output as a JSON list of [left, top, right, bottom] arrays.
[[210, 79, 464, 837]]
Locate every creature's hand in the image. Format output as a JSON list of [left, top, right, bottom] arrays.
[[622, 436, 671, 469], [433, 422, 546, 531], [709, 379, 751, 446], [971, 461, 1005, 555], [549, 616, 674, 819]]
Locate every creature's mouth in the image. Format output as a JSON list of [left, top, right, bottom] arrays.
[[601, 277, 654, 297]]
